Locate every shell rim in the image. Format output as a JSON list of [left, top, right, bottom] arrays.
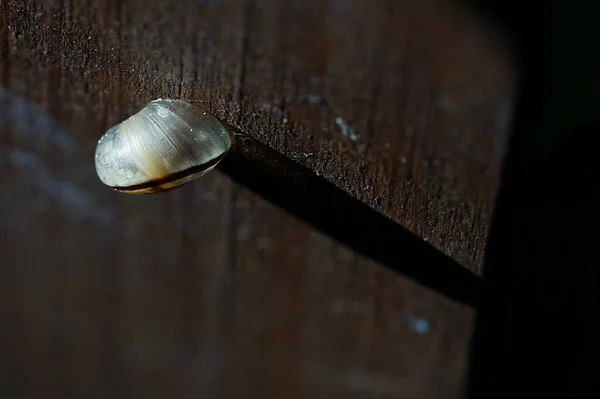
[[109, 152, 227, 193]]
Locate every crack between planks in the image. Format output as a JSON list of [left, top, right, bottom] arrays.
[[216, 122, 483, 308]]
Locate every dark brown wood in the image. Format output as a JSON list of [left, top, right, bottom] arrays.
[[219, 130, 482, 307], [0, 0, 515, 397], [1, 0, 515, 272]]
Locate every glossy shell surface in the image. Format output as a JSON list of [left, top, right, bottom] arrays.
[[95, 99, 231, 193]]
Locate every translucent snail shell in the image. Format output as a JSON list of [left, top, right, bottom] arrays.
[[94, 99, 231, 194]]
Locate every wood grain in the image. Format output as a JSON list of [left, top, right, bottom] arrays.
[[0, 0, 514, 397], [218, 131, 482, 306], [0, 96, 474, 397], [1, 0, 515, 271]]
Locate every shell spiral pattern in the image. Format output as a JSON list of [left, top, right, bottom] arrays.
[[95, 99, 231, 194]]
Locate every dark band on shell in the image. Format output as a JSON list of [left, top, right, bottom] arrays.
[[94, 99, 231, 194]]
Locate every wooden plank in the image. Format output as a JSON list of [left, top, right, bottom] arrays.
[[0, 0, 516, 271], [0, 89, 475, 397], [0, 0, 514, 397], [219, 131, 482, 306]]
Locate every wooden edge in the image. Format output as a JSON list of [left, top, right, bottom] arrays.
[[215, 123, 482, 307]]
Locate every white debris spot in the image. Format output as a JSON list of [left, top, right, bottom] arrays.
[[335, 117, 359, 141], [260, 103, 285, 122], [400, 157, 407, 164], [408, 316, 431, 335], [292, 152, 314, 160], [157, 106, 169, 118]]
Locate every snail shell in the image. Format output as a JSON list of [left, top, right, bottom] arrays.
[[95, 99, 231, 194]]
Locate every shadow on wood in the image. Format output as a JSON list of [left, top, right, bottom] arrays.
[[217, 127, 482, 307]]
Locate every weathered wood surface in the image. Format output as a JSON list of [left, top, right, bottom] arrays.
[[1, 0, 515, 271], [218, 132, 482, 307], [0, 0, 515, 398]]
